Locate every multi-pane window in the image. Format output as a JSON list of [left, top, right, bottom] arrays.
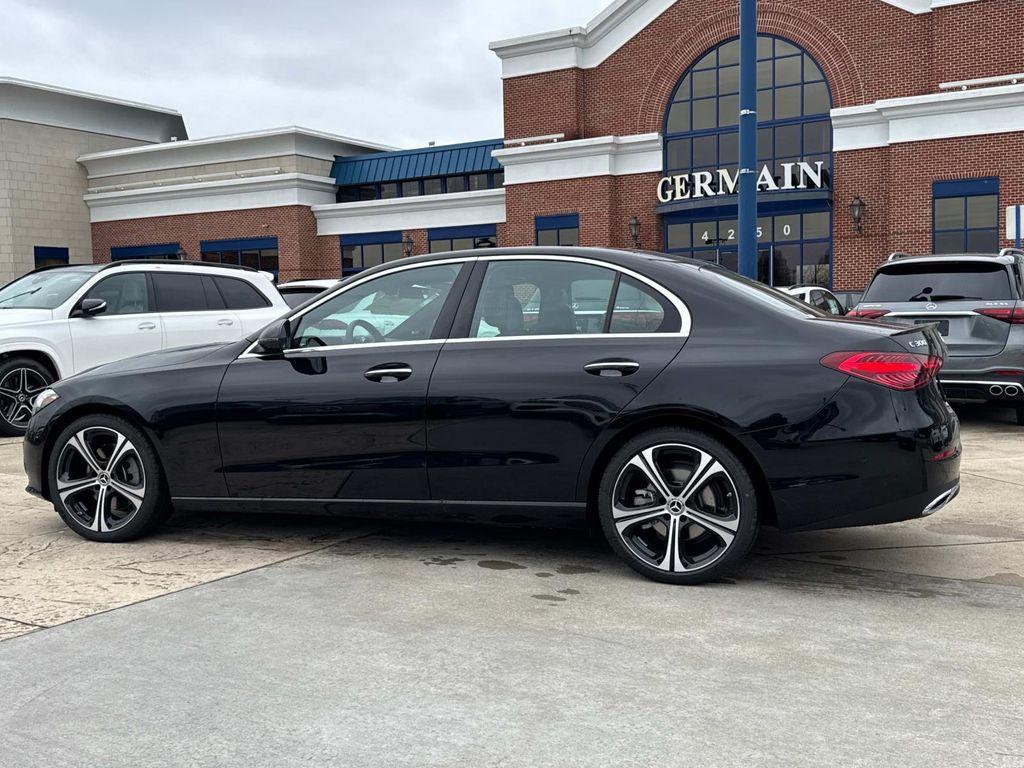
[[664, 35, 832, 195], [33, 246, 69, 269], [536, 214, 580, 247], [336, 172, 504, 203], [201, 237, 279, 276], [933, 179, 1000, 254], [428, 226, 498, 253], [340, 233, 405, 274]]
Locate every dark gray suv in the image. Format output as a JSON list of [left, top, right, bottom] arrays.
[[851, 249, 1024, 426]]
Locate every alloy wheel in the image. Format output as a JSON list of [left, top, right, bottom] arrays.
[[0, 368, 49, 429], [55, 427, 147, 533], [611, 443, 740, 573]]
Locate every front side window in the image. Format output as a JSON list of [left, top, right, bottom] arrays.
[[84, 273, 150, 315], [291, 263, 462, 348], [0, 269, 93, 309]]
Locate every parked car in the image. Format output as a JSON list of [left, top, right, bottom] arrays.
[[24, 247, 960, 584], [849, 249, 1024, 425], [780, 284, 847, 315], [277, 279, 339, 308], [0, 260, 287, 435]]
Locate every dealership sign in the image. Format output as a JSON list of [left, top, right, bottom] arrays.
[[657, 161, 827, 204]]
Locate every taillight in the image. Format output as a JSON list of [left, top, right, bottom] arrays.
[[820, 351, 943, 391], [973, 307, 1024, 324], [847, 308, 891, 320]]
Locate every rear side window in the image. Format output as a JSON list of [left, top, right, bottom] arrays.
[[863, 262, 1013, 302], [609, 276, 674, 334], [214, 276, 270, 310], [152, 273, 208, 312]]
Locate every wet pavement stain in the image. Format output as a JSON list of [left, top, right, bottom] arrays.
[[555, 564, 600, 575], [477, 560, 528, 571], [557, 589, 580, 595], [926, 521, 1024, 539], [535, 572, 553, 578], [422, 557, 464, 567], [975, 572, 1024, 588], [532, 594, 567, 602]]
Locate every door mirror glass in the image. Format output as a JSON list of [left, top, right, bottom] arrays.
[[291, 264, 461, 349], [74, 298, 107, 317], [255, 319, 290, 356]]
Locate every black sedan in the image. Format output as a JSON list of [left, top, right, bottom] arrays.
[[24, 248, 961, 584]]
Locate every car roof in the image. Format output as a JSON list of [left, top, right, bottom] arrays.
[[279, 279, 338, 289], [879, 253, 1017, 269]]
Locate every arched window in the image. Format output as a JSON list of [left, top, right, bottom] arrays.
[[662, 35, 834, 287]]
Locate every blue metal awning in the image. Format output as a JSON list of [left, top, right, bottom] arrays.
[[332, 139, 504, 186]]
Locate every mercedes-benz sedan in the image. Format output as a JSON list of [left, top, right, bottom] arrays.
[[24, 247, 961, 584]]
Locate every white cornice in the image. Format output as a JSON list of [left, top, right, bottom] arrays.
[[84, 173, 338, 223], [489, 0, 982, 78], [312, 189, 506, 236], [0, 76, 186, 143], [832, 82, 1024, 151], [77, 126, 397, 180], [493, 134, 661, 184]]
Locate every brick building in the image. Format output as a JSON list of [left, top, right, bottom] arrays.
[[39, 0, 1024, 290]]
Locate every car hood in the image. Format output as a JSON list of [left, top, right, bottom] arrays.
[[0, 308, 54, 326], [70, 342, 233, 380]]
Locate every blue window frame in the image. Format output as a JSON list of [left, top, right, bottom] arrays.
[[536, 214, 580, 247], [932, 178, 1000, 254], [34, 246, 69, 269], [662, 35, 834, 288], [201, 237, 279, 276], [336, 172, 504, 203], [340, 232, 405, 275], [111, 242, 181, 261], [428, 224, 497, 253]]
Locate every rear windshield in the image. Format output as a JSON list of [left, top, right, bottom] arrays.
[[863, 262, 1013, 302]]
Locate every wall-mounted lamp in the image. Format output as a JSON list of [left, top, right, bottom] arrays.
[[628, 216, 641, 248], [402, 234, 414, 258], [850, 195, 867, 234]]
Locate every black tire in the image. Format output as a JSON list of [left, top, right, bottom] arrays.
[[597, 427, 759, 585], [48, 414, 172, 542], [0, 357, 55, 437]]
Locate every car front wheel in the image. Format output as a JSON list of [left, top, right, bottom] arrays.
[[48, 414, 172, 541], [0, 357, 55, 436], [598, 428, 759, 584]]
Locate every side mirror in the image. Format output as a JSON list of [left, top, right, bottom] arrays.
[[255, 318, 290, 356], [73, 298, 107, 318]]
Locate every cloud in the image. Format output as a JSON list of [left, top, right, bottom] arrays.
[[0, 0, 608, 147]]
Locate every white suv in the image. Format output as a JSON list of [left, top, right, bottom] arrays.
[[0, 260, 288, 435]]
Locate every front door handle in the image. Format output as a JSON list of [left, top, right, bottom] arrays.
[[217, 318, 234, 326], [138, 321, 156, 330], [364, 364, 412, 382], [584, 359, 640, 377]]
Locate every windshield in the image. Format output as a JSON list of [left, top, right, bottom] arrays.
[[863, 262, 1013, 302], [0, 270, 94, 309]]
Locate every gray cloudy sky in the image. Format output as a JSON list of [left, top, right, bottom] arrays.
[[0, 0, 607, 148]]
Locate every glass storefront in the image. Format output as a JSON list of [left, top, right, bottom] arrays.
[[660, 35, 834, 287]]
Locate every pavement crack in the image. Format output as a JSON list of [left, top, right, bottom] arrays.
[[0, 615, 47, 629]]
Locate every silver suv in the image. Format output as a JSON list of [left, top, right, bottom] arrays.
[[851, 249, 1024, 425]]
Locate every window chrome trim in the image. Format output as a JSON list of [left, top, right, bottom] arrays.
[[239, 252, 692, 359]]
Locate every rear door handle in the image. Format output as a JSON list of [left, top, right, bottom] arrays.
[[584, 359, 640, 377], [364, 364, 412, 382], [138, 321, 156, 330], [217, 318, 234, 326]]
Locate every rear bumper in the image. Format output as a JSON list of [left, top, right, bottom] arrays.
[[939, 371, 1024, 403]]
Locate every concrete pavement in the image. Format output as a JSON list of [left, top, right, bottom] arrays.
[[0, 403, 1022, 766]]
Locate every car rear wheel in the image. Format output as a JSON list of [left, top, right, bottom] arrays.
[[0, 357, 55, 436], [597, 428, 759, 584], [48, 414, 172, 541]]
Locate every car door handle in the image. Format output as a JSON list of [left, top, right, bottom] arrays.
[[217, 318, 234, 326], [364, 364, 413, 382], [138, 321, 156, 330], [584, 359, 640, 377]]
